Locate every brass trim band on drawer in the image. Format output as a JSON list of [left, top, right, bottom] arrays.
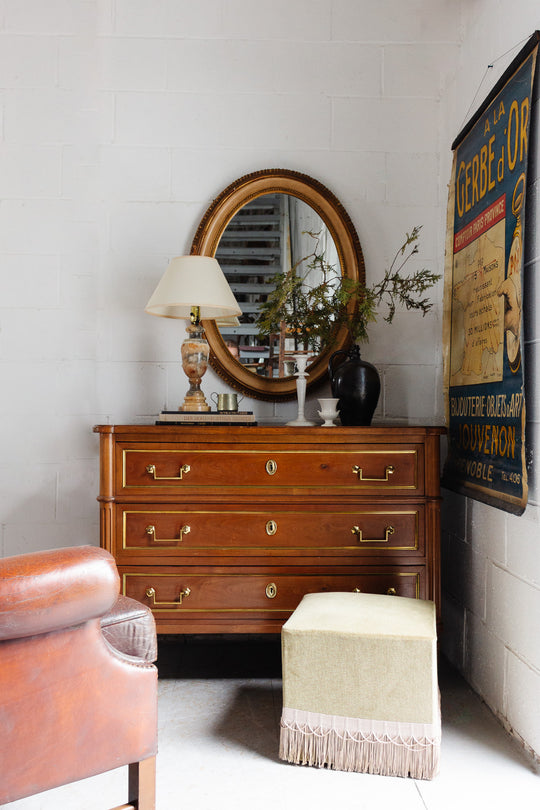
[[122, 510, 420, 552], [145, 524, 191, 542], [123, 572, 421, 612], [351, 525, 395, 543], [122, 449, 419, 490]]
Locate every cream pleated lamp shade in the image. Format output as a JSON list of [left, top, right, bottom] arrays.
[[145, 255, 241, 320]]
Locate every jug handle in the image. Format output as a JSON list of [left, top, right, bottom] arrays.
[[328, 349, 348, 379], [210, 392, 218, 405]]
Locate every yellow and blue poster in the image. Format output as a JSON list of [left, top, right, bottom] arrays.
[[443, 33, 539, 514]]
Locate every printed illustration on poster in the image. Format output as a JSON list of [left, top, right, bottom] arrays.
[[442, 33, 539, 514]]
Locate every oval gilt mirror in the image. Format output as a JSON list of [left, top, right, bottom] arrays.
[[191, 169, 365, 401]]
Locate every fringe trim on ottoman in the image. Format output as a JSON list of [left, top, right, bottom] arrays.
[[279, 708, 440, 780]]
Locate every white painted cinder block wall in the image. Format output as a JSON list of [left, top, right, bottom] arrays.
[[0, 0, 538, 760], [438, 2, 540, 764], [0, 0, 456, 553]]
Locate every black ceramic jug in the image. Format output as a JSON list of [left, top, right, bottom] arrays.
[[328, 345, 381, 426]]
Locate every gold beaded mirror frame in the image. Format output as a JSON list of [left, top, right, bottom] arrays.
[[191, 169, 365, 401]]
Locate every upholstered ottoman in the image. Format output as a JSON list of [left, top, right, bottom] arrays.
[[279, 592, 440, 779]]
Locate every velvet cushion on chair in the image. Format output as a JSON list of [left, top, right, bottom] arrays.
[[0, 545, 158, 809]]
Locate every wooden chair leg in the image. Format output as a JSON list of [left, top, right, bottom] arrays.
[[128, 756, 156, 810]]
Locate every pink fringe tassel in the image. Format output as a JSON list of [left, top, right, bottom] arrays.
[[279, 720, 440, 780]]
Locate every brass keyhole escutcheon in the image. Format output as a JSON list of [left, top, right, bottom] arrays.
[[265, 520, 278, 536], [265, 582, 277, 599], [265, 459, 278, 476]]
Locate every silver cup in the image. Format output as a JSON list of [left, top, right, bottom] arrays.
[[211, 392, 243, 412]]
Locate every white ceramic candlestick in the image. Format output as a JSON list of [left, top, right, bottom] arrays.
[[286, 354, 315, 426]]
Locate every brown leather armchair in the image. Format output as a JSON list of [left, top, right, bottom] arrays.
[[0, 545, 158, 809]]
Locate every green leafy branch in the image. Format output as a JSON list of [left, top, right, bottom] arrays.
[[257, 226, 441, 351]]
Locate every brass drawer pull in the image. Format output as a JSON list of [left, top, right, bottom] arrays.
[[145, 524, 191, 542], [352, 464, 395, 482], [265, 459, 278, 475], [265, 520, 278, 536], [353, 587, 362, 593], [145, 463, 191, 480], [387, 587, 397, 596], [351, 525, 395, 543], [145, 586, 191, 607], [265, 582, 277, 599]]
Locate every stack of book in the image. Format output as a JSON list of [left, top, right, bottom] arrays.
[[155, 410, 257, 426]]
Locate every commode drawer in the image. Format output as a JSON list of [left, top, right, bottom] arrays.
[[117, 506, 424, 559], [119, 444, 423, 495], [122, 566, 426, 618]]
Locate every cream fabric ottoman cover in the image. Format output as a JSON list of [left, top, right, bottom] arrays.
[[279, 592, 440, 779]]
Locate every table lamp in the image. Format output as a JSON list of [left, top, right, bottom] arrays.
[[145, 255, 241, 412]]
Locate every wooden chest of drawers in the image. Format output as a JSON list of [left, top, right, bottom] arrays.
[[94, 424, 444, 634]]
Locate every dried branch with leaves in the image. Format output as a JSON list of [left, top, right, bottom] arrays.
[[257, 226, 441, 352]]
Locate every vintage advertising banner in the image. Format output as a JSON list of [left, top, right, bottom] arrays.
[[442, 33, 539, 514]]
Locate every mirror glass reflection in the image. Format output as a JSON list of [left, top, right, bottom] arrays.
[[215, 193, 340, 378]]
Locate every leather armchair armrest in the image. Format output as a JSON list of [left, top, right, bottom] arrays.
[[0, 546, 119, 642]]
